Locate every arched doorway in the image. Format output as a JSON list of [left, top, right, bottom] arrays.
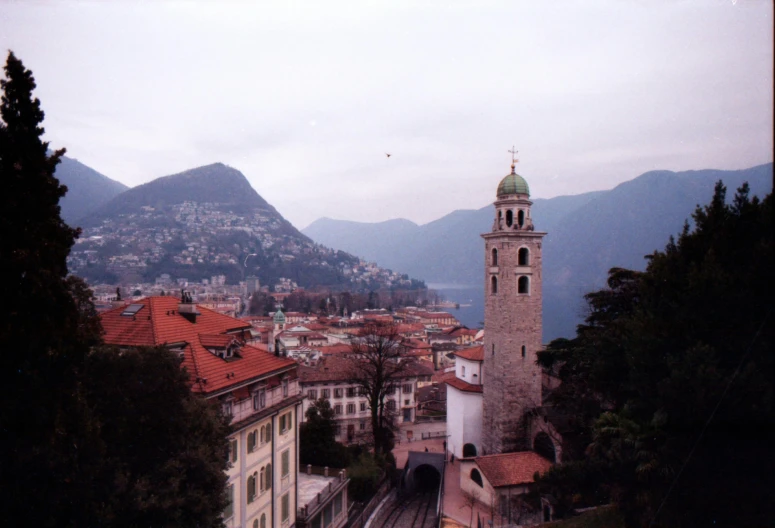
[[534, 432, 556, 463]]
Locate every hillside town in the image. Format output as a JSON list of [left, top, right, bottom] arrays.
[[68, 199, 420, 291]]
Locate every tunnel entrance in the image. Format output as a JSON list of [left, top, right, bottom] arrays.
[[414, 464, 441, 491]]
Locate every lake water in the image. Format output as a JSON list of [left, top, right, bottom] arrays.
[[427, 283, 484, 329]]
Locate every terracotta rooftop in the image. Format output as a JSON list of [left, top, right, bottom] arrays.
[[475, 451, 553, 487], [454, 345, 484, 362], [299, 356, 433, 384], [101, 297, 296, 395], [445, 376, 483, 393]]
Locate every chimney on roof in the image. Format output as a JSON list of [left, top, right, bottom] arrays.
[[178, 290, 200, 323]]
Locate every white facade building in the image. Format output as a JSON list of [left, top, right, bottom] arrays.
[[445, 346, 485, 458]]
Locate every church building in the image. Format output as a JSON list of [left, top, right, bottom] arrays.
[[445, 155, 559, 523]]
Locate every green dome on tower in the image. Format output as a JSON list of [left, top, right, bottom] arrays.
[[497, 166, 530, 197], [273, 309, 286, 324]]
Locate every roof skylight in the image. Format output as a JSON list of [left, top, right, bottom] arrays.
[[121, 304, 145, 316]]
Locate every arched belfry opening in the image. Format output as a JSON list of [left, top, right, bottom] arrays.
[[518, 276, 529, 294], [492, 248, 498, 266], [518, 209, 525, 227], [506, 209, 514, 227], [518, 247, 529, 266], [463, 443, 478, 457]]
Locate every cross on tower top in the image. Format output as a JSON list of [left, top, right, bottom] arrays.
[[508, 146, 519, 173]]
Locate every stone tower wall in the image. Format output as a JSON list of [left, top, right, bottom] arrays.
[[481, 225, 545, 455]]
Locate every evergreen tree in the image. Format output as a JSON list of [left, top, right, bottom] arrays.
[[300, 398, 351, 468], [0, 50, 102, 526], [83, 347, 230, 527], [0, 51, 232, 527], [537, 183, 774, 526]]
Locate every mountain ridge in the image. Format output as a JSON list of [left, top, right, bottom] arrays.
[[303, 163, 773, 339], [55, 155, 129, 225]]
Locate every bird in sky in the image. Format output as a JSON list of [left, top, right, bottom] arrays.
[[385, 153, 391, 158]]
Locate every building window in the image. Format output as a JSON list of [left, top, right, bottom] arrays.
[[461, 365, 466, 376], [308, 389, 318, 400], [248, 430, 257, 452], [492, 344, 495, 356], [281, 450, 290, 477], [491, 248, 498, 266], [334, 404, 342, 415], [222, 401, 233, 416], [253, 519, 258, 528], [518, 275, 529, 294], [265, 463, 272, 490], [385, 386, 395, 395], [506, 209, 513, 227], [463, 443, 478, 457], [253, 389, 266, 410], [247, 472, 257, 502], [260, 467, 265, 492], [491, 276, 497, 295], [227, 439, 238, 463], [518, 247, 529, 266], [265, 422, 272, 443], [471, 468, 484, 487], [260, 513, 266, 528], [521, 345, 526, 358], [403, 384, 413, 394], [386, 400, 396, 411], [334, 425, 341, 436], [224, 483, 234, 518], [360, 402, 367, 412], [334, 492, 343, 517], [281, 493, 290, 522], [282, 378, 289, 397], [404, 399, 410, 405], [322, 388, 330, 399], [334, 388, 343, 398], [518, 209, 525, 226], [347, 387, 357, 398], [359, 422, 366, 430], [280, 411, 293, 433], [346, 403, 356, 414]]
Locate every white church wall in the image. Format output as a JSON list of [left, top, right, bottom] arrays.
[[447, 386, 483, 459]]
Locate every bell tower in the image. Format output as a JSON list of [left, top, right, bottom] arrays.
[[481, 150, 546, 455]]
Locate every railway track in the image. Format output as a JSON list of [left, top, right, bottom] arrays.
[[378, 489, 438, 528]]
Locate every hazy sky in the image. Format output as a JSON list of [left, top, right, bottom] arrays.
[[2, 0, 772, 229]]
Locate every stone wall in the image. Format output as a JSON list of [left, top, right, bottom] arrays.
[[481, 215, 545, 455]]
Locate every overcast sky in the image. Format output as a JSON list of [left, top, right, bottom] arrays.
[[2, 0, 772, 228]]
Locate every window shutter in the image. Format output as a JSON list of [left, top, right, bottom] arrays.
[[265, 463, 272, 489]]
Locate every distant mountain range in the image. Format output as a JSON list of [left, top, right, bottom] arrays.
[[303, 163, 773, 340], [66, 163, 421, 291], [55, 156, 128, 225]]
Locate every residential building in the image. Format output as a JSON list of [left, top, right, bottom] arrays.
[[298, 356, 433, 444], [100, 295, 304, 528]]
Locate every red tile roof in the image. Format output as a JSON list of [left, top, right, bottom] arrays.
[[474, 451, 553, 487], [101, 297, 296, 395], [445, 376, 484, 393], [299, 356, 433, 384], [454, 345, 484, 362]]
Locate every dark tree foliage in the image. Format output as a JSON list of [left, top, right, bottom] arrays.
[[84, 347, 231, 528], [536, 183, 774, 527], [0, 51, 103, 527], [300, 398, 351, 468], [0, 52, 232, 527]]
